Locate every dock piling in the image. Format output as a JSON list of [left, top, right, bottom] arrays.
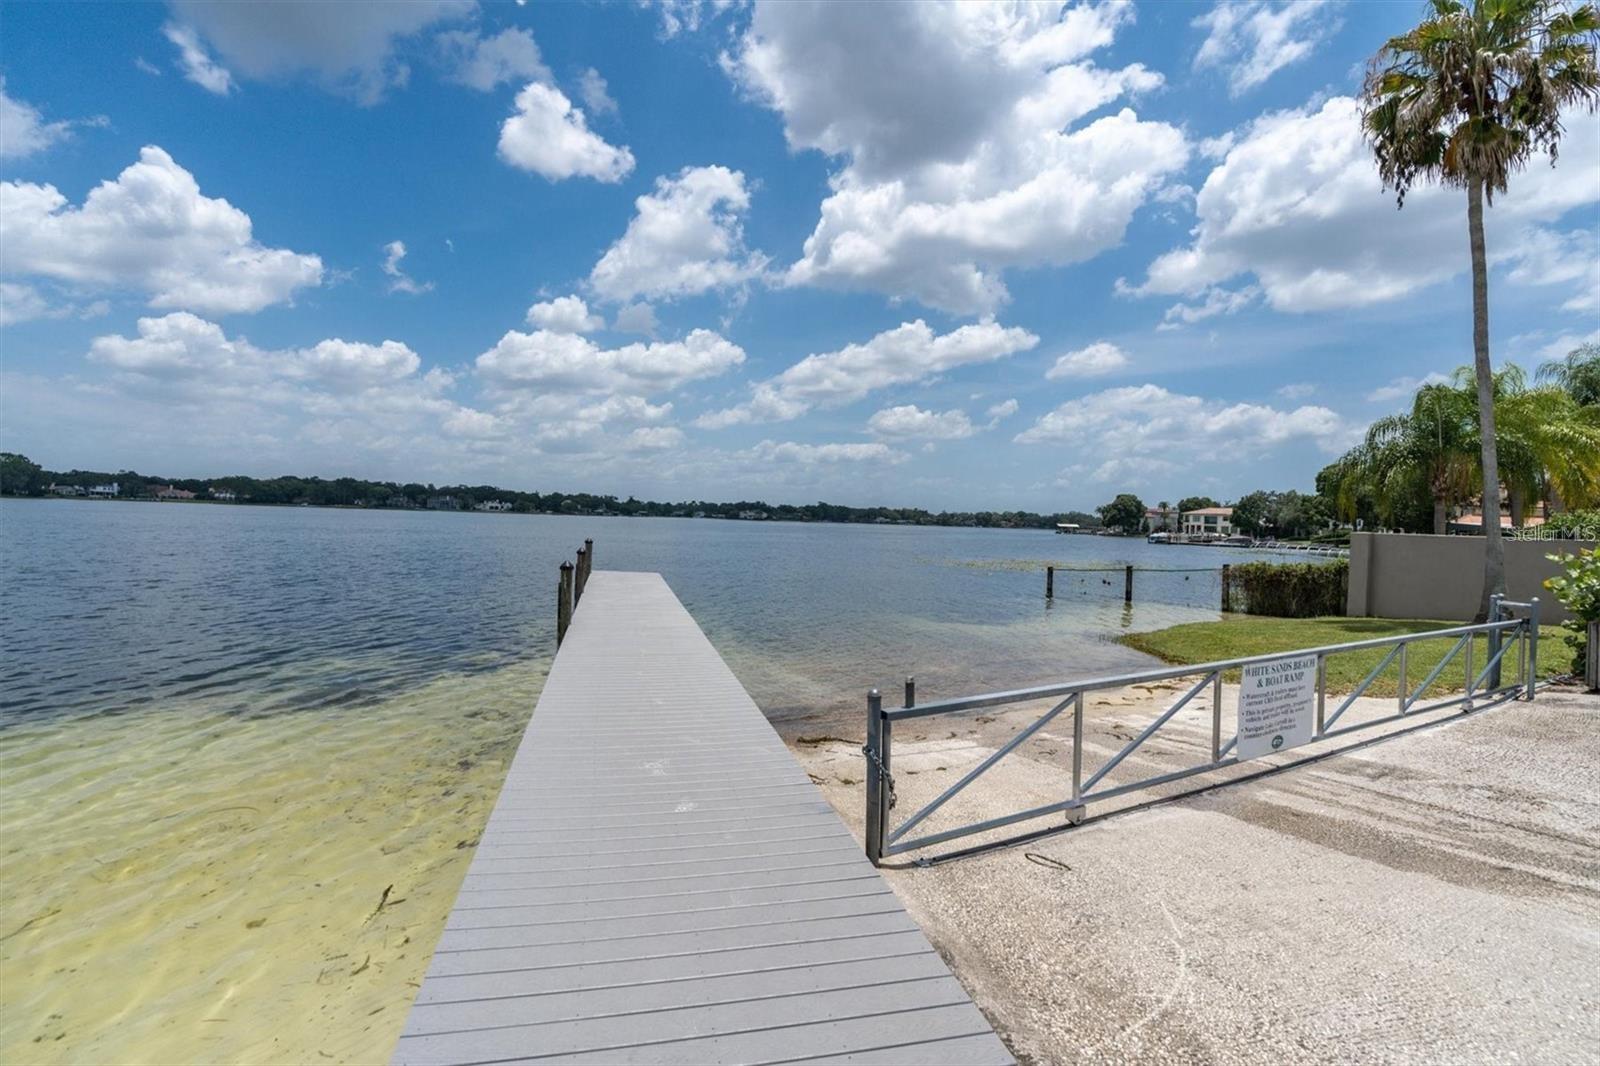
[[865, 689, 885, 866], [1046, 565, 1054, 599], [556, 561, 573, 646], [1124, 564, 1133, 605], [574, 546, 588, 604], [1220, 563, 1231, 612]]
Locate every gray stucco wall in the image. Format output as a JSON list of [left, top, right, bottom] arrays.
[[1347, 532, 1592, 624]]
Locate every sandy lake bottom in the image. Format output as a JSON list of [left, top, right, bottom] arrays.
[[0, 660, 541, 1065]]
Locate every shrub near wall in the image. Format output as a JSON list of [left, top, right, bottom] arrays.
[[1226, 559, 1349, 618]]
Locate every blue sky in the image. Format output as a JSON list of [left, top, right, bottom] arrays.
[[1, 1, 1596, 511]]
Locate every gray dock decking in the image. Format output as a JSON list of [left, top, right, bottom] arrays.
[[394, 570, 1011, 1065]]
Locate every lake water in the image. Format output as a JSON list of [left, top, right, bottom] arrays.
[[0, 500, 1298, 1063]]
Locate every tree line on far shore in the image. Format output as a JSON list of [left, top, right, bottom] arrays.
[[0, 453, 1100, 531]]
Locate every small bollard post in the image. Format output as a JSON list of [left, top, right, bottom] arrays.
[[864, 689, 885, 865], [556, 561, 574, 647], [1069, 692, 1085, 824], [1585, 618, 1599, 693], [1046, 565, 1054, 599], [584, 538, 594, 574], [1527, 597, 1540, 700], [1210, 673, 1222, 761], [574, 546, 588, 605], [1124, 564, 1134, 605], [904, 676, 915, 709], [1220, 563, 1231, 612], [1486, 592, 1503, 690]]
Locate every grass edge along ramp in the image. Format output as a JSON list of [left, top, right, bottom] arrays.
[[1120, 615, 1566, 697]]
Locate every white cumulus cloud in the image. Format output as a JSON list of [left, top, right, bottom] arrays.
[[867, 404, 978, 440], [0, 146, 323, 314], [1131, 96, 1600, 313], [589, 165, 767, 303], [725, 1, 1186, 313], [526, 294, 604, 334], [1017, 383, 1352, 454], [1192, 0, 1334, 96], [88, 311, 424, 395], [698, 318, 1038, 428], [498, 82, 634, 183], [1046, 341, 1129, 379], [476, 326, 744, 396]]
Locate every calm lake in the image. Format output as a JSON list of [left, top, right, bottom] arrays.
[[0, 500, 1295, 1063]]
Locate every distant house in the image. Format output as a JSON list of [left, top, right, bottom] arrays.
[[208, 487, 236, 501], [385, 494, 416, 509], [49, 483, 85, 497], [1181, 506, 1234, 537], [426, 495, 460, 511], [153, 484, 197, 500], [1143, 507, 1178, 533], [474, 500, 512, 512], [87, 482, 120, 498], [737, 510, 768, 521]]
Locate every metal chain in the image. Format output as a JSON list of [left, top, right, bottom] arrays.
[[861, 743, 897, 809]]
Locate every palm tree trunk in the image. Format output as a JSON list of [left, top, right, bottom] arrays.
[[1467, 177, 1504, 622], [1509, 484, 1525, 529], [1433, 496, 1446, 535]]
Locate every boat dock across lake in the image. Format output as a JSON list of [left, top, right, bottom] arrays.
[[392, 569, 1011, 1065]]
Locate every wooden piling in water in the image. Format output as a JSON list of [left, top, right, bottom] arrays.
[[1046, 565, 1054, 599], [1124, 564, 1133, 605], [1221, 563, 1231, 613], [574, 546, 588, 604], [557, 561, 574, 646]]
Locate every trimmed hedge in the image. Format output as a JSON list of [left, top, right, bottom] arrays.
[[1226, 559, 1348, 618]]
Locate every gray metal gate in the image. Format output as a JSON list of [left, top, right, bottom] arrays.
[[863, 596, 1540, 865]]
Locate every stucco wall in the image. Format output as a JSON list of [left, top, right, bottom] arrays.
[[1347, 532, 1591, 624]]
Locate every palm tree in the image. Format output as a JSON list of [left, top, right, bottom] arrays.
[[1537, 341, 1600, 406], [1362, 0, 1600, 618], [1453, 364, 1600, 522], [1341, 379, 1479, 534]]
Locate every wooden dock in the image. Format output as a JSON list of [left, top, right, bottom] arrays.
[[393, 570, 1011, 1065]]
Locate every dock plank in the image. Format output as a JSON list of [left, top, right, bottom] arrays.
[[393, 571, 1010, 1065]]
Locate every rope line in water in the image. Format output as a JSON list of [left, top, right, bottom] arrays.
[[1047, 566, 1220, 573]]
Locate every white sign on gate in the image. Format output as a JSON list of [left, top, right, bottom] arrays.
[[1236, 653, 1318, 761]]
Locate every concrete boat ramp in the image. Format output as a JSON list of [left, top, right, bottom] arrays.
[[393, 571, 1010, 1065]]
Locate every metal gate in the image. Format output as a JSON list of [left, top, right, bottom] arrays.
[[863, 596, 1540, 865]]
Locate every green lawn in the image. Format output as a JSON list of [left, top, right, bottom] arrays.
[[1119, 615, 1564, 697]]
